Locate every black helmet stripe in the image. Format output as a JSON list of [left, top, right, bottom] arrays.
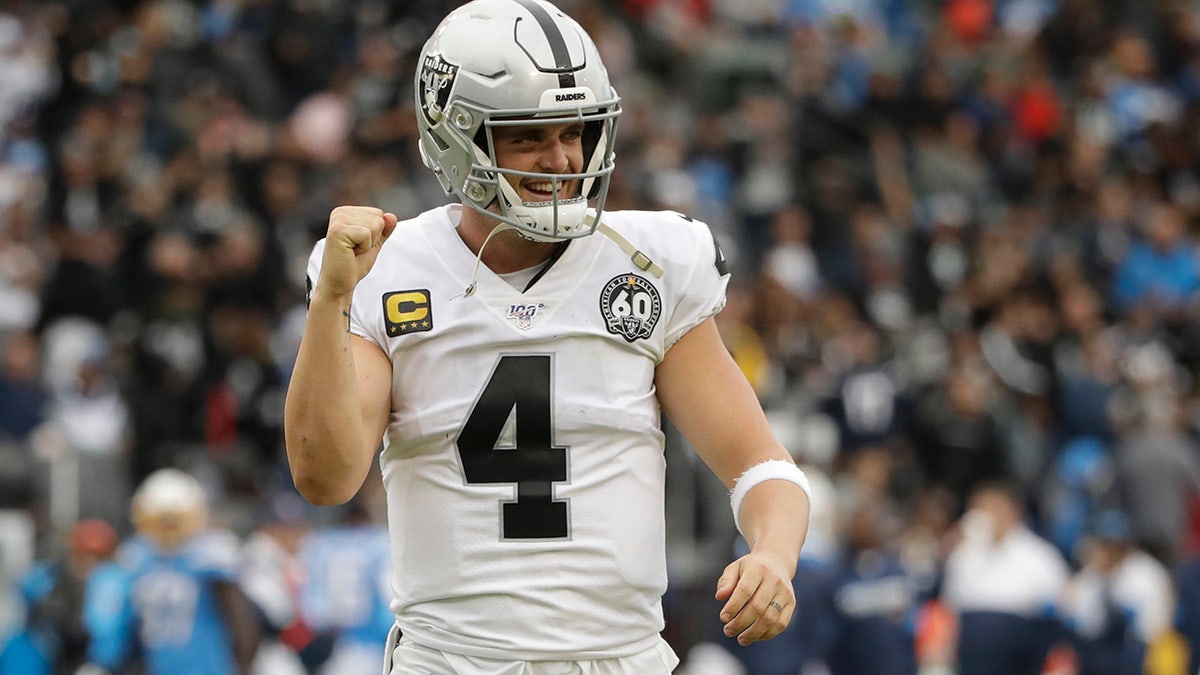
[[513, 0, 577, 89]]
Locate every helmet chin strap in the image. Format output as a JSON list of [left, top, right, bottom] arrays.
[[592, 216, 664, 278], [454, 213, 665, 301]]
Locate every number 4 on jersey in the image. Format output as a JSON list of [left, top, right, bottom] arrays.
[[456, 355, 569, 539]]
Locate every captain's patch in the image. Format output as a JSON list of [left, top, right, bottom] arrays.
[[383, 289, 433, 337]]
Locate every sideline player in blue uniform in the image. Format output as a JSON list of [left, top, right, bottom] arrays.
[[298, 498, 393, 675], [84, 469, 260, 675]]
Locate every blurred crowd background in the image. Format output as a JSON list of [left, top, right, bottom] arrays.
[[4, 0, 1200, 673]]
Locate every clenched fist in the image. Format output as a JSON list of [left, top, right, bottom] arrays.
[[318, 206, 398, 297]]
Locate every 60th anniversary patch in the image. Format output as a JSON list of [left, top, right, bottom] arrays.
[[599, 274, 661, 342]]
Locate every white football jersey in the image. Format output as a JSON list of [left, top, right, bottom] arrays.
[[306, 204, 729, 660]]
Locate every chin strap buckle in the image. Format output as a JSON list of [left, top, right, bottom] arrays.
[[594, 220, 664, 278]]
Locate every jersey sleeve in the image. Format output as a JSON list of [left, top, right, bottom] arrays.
[[663, 216, 730, 350], [186, 531, 242, 582], [305, 239, 388, 348], [84, 562, 136, 669]]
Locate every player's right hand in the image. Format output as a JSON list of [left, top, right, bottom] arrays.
[[319, 206, 398, 297]]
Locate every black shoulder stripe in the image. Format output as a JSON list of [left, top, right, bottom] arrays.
[[712, 232, 729, 277], [513, 0, 577, 89]]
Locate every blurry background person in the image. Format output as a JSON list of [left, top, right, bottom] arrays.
[[0, 330, 41, 654], [0, 518, 117, 675], [84, 469, 260, 675], [821, 493, 919, 675], [1107, 342, 1200, 568], [1174, 550, 1200, 675], [296, 494, 391, 675], [32, 318, 130, 533], [940, 482, 1071, 675], [239, 493, 310, 675], [1060, 509, 1177, 675]]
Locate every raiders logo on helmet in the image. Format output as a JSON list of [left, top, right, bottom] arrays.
[[599, 274, 661, 342], [419, 53, 459, 127]]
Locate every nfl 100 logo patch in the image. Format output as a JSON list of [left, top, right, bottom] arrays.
[[599, 274, 661, 342], [505, 302, 544, 330]]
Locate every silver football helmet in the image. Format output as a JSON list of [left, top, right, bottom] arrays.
[[415, 0, 620, 242], [130, 468, 209, 551]]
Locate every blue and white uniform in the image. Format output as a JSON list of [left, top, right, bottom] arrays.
[[298, 522, 393, 675], [102, 532, 244, 675]]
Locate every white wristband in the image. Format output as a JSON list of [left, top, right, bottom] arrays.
[[729, 459, 812, 536]]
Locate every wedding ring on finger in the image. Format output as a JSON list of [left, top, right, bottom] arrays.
[[768, 600, 784, 613]]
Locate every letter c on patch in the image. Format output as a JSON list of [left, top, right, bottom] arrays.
[[383, 289, 433, 336]]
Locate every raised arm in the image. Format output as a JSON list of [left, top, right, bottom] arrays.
[[654, 316, 811, 646], [284, 206, 397, 506]]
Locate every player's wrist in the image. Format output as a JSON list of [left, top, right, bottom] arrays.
[[746, 531, 801, 572], [307, 285, 356, 332], [729, 459, 811, 538], [310, 284, 355, 307]]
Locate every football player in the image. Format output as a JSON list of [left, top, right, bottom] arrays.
[[296, 498, 393, 675], [284, 0, 812, 671], [85, 469, 261, 675]]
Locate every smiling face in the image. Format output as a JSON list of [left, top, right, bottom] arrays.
[[490, 120, 585, 204]]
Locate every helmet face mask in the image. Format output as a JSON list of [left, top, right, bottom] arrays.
[[132, 508, 206, 551], [416, 0, 620, 242]]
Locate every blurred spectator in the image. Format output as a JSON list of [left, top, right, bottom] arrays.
[[911, 362, 1008, 506], [1037, 436, 1119, 562], [33, 318, 130, 531], [1111, 200, 1200, 321], [0, 200, 49, 333], [0, 329, 46, 443], [0, 518, 118, 675], [0, 330, 43, 591], [1175, 553, 1200, 675], [1109, 342, 1200, 567], [240, 492, 310, 675], [821, 320, 909, 457], [296, 496, 392, 675], [822, 494, 918, 675], [897, 485, 957, 604], [761, 204, 822, 305], [715, 281, 774, 399], [1051, 284, 1120, 444], [85, 468, 260, 675], [941, 482, 1071, 675], [1061, 509, 1177, 675]]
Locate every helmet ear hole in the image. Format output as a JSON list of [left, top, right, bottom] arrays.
[[472, 126, 491, 158], [582, 118, 605, 199], [426, 133, 451, 154]]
